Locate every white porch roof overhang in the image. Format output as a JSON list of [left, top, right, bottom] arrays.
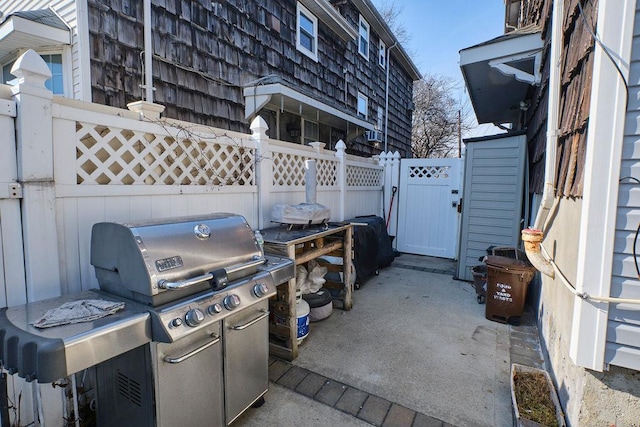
[[243, 82, 374, 131], [0, 10, 71, 61], [460, 30, 543, 125]]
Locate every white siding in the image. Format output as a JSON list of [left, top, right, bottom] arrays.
[[609, 4, 640, 370], [456, 133, 527, 281]]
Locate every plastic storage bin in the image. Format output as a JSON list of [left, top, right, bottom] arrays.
[[484, 255, 536, 325]]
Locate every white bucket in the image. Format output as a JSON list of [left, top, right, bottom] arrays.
[[296, 291, 310, 344]]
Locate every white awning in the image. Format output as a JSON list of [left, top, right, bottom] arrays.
[[243, 82, 374, 131], [460, 30, 543, 125]]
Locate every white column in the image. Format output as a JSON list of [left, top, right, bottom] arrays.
[[570, 0, 636, 371], [11, 49, 62, 302], [251, 116, 271, 229], [335, 140, 347, 221]]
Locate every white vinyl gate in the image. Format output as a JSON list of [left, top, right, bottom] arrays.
[[396, 158, 462, 258]]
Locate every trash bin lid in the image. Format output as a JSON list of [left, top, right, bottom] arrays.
[[484, 255, 534, 272]]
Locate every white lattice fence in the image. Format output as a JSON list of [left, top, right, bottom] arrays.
[[271, 152, 338, 187], [407, 165, 450, 180], [346, 164, 383, 187], [75, 121, 255, 186]]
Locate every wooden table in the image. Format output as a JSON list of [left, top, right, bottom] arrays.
[[262, 223, 354, 361]]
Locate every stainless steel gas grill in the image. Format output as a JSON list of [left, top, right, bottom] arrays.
[[0, 213, 293, 426], [89, 213, 294, 426]]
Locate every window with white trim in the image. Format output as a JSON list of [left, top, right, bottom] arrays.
[[357, 92, 368, 119], [378, 40, 386, 68], [358, 15, 370, 59], [296, 3, 318, 61], [2, 52, 65, 95]]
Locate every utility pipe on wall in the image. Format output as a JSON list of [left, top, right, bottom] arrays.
[[522, 0, 563, 277], [384, 43, 397, 153], [143, 0, 154, 103]]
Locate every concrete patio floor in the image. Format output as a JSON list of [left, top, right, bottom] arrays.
[[235, 254, 543, 427]]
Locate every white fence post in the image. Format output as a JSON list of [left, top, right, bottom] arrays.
[[389, 151, 401, 243], [251, 116, 271, 230], [380, 152, 393, 228], [11, 49, 61, 302], [0, 93, 26, 308], [335, 140, 347, 221]]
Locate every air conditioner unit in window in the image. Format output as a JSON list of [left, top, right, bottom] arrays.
[[366, 130, 383, 142]]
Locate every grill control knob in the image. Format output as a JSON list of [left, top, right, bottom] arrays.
[[207, 303, 223, 315], [223, 294, 241, 310], [185, 308, 205, 327], [253, 283, 269, 297], [170, 318, 183, 328]]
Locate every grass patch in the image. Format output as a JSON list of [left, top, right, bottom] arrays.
[[513, 371, 559, 427]]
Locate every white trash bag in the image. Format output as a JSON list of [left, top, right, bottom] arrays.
[[304, 260, 327, 294]]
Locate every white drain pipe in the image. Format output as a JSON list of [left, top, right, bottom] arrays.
[[143, 0, 154, 102], [522, 0, 563, 278]]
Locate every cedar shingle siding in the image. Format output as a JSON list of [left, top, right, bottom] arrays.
[[524, 0, 596, 197], [87, 0, 415, 157]]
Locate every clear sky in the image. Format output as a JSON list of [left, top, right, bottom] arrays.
[[371, 0, 507, 136], [372, 0, 506, 82]]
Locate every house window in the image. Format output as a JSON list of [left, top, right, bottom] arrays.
[[358, 15, 369, 59], [357, 92, 368, 119], [2, 52, 65, 95], [296, 3, 318, 61], [303, 119, 319, 145], [379, 40, 386, 68]]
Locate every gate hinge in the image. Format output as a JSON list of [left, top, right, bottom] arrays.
[[9, 183, 22, 199]]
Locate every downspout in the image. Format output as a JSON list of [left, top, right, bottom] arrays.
[[144, 0, 154, 102], [384, 42, 397, 153], [521, 0, 563, 278]]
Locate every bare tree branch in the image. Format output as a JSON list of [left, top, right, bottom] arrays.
[[411, 74, 474, 158], [373, 0, 411, 46]]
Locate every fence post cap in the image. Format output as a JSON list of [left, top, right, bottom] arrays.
[[309, 141, 325, 153], [250, 115, 269, 139], [10, 49, 51, 90]]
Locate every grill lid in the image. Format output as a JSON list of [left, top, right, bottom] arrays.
[[91, 213, 262, 306]]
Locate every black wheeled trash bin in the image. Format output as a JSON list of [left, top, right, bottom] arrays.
[[484, 255, 536, 325], [471, 265, 487, 304]]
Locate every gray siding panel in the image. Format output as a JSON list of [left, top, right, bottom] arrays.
[[608, 6, 640, 370], [605, 342, 640, 370]]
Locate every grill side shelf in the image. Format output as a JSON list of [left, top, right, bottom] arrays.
[[0, 308, 66, 383], [0, 290, 152, 384]]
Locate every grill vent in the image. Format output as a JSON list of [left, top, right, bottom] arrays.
[[117, 371, 143, 407]]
